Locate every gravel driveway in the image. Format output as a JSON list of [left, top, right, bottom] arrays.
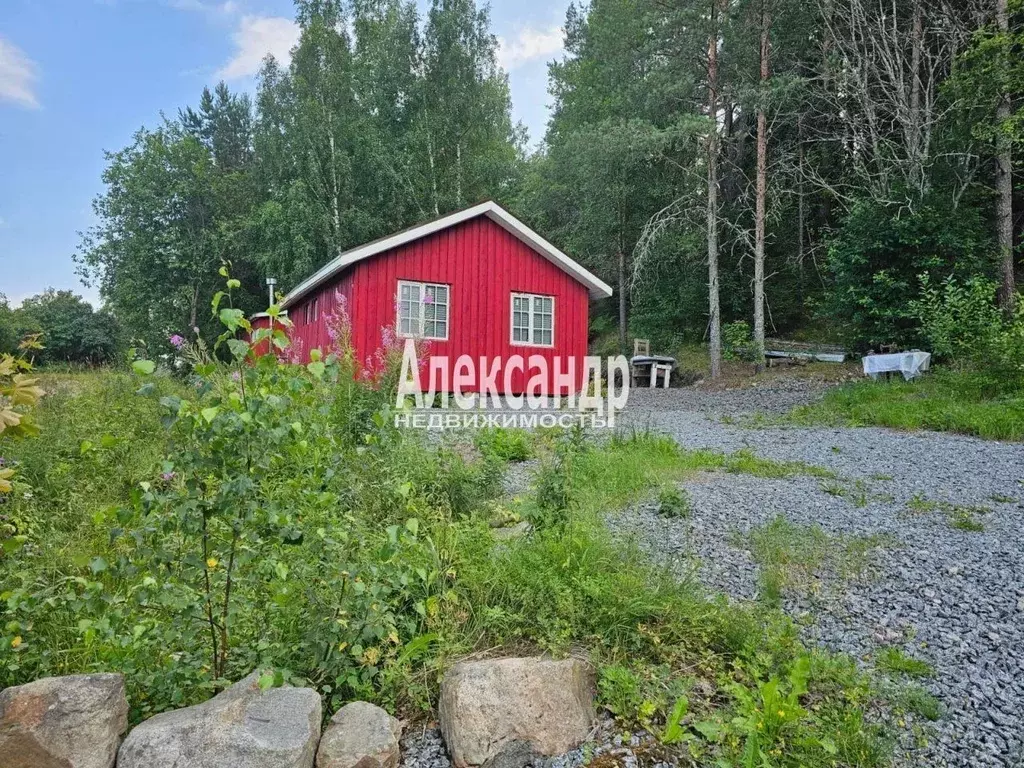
[[616, 382, 1024, 768]]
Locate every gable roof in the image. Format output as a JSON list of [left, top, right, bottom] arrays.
[[280, 201, 613, 309]]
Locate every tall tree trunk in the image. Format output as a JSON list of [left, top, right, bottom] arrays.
[[753, 0, 770, 374], [707, 0, 723, 380], [797, 128, 805, 306], [456, 142, 463, 207], [909, 0, 924, 192], [996, 0, 1015, 313], [618, 249, 628, 352]]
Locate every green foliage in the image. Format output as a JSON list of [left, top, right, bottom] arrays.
[[656, 485, 690, 518], [823, 196, 992, 350], [0, 296, 18, 356], [0, 340, 46, 561], [9, 291, 120, 366], [912, 276, 1004, 366], [722, 321, 753, 362], [946, 1, 1024, 148], [474, 428, 531, 462], [913, 275, 1024, 384]]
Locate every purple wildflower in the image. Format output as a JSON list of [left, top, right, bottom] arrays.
[[231, 371, 241, 381], [160, 471, 176, 482], [169, 334, 185, 349]]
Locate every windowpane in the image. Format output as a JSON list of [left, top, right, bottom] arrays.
[[511, 293, 554, 346], [398, 281, 448, 339]]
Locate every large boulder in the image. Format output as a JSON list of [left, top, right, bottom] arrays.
[[117, 671, 321, 768], [0, 672, 128, 768], [315, 701, 401, 768], [438, 657, 594, 768]]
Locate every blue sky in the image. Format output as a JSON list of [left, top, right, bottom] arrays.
[[0, 0, 568, 307]]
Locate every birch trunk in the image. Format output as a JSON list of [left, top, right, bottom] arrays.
[[456, 142, 463, 207], [707, 0, 723, 380], [618, 249, 628, 352], [753, 0, 769, 374], [996, 0, 1015, 313], [427, 129, 440, 216], [909, 0, 924, 191]]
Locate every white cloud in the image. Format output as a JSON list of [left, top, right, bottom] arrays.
[[0, 37, 40, 109], [497, 25, 563, 72], [216, 15, 299, 80], [164, 0, 236, 13]]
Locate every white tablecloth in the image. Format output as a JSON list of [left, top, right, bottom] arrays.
[[862, 351, 931, 381]]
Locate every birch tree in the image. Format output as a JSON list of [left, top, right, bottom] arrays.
[[752, 0, 771, 372], [995, 0, 1015, 312], [707, 0, 725, 378]]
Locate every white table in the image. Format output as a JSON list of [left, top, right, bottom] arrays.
[[862, 351, 931, 381]]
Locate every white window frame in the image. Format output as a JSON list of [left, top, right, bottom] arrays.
[[510, 292, 555, 348], [397, 280, 450, 341]]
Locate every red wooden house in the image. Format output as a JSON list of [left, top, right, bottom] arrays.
[[255, 201, 612, 394]]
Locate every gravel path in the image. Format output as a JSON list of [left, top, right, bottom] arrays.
[[615, 383, 1024, 768]]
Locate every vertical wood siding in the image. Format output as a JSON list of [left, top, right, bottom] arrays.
[[284, 215, 590, 393]]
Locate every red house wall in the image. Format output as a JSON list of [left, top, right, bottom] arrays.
[[286, 215, 591, 393]]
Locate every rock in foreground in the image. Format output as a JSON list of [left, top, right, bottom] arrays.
[[439, 657, 594, 768], [316, 701, 401, 768], [0, 672, 128, 768], [117, 671, 321, 768]]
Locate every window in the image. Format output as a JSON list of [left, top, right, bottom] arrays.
[[397, 280, 449, 340], [511, 293, 554, 347], [303, 297, 319, 324]]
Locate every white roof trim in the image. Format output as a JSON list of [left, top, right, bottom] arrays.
[[280, 201, 613, 308]]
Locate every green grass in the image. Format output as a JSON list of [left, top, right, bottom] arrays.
[[903, 494, 990, 532], [896, 685, 943, 721], [875, 648, 934, 680], [949, 508, 986, 532], [788, 370, 1024, 441], [743, 516, 889, 604]]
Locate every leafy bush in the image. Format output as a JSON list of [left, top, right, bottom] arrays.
[[823, 196, 991, 350], [913, 275, 1024, 383], [722, 320, 753, 361], [656, 485, 690, 518], [474, 427, 531, 462]]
